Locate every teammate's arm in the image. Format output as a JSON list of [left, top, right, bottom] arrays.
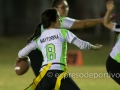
[[70, 19, 102, 29], [61, 17, 102, 29], [71, 14, 116, 29], [103, 0, 120, 33], [61, 16, 116, 30], [103, 1, 114, 30]]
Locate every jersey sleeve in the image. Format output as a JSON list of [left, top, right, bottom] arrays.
[[61, 17, 75, 29], [112, 23, 120, 32], [60, 29, 92, 50], [18, 40, 38, 58], [60, 29, 76, 43]]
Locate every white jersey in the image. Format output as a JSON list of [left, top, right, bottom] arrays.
[[110, 23, 120, 63], [18, 28, 92, 71], [60, 17, 75, 29], [18, 29, 76, 71]]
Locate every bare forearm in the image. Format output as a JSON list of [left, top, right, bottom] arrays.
[[104, 10, 112, 25], [70, 19, 102, 29], [83, 19, 102, 28], [103, 11, 114, 30]]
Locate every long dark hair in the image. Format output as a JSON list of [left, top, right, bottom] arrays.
[[27, 8, 58, 43], [52, 0, 66, 8]]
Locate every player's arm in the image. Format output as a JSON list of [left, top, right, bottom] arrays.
[[18, 40, 38, 58], [103, 1, 114, 30], [71, 37, 103, 50], [61, 15, 116, 30], [103, 1, 120, 32], [61, 17, 102, 29], [60, 29, 102, 50], [71, 19, 102, 29]]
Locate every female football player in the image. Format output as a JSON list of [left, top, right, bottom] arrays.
[[103, 0, 120, 85], [18, 8, 102, 90], [28, 0, 115, 78]]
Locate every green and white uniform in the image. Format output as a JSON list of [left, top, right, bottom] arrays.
[[18, 28, 92, 71], [110, 23, 120, 63]]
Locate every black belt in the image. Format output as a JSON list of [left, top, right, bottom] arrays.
[[42, 63, 66, 68]]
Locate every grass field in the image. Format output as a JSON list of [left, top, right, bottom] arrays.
[[0, 37, 119, 90]]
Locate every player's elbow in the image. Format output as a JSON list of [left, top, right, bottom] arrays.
[[18, 50, 24, 58], [103, 22, 108, 27], [103, 23, 113, 30]]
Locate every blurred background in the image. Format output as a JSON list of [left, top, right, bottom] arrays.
[[0, 0, 120, 90], [0, 0, 119, 40], [0, 0, 120, 42]]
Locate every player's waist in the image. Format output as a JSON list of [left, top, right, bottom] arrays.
[[42, 62, 66, 68]]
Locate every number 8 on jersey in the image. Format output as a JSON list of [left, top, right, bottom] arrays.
[[46, 44, 56, 61]]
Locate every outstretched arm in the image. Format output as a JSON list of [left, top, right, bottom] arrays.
[[71, 13, 116, 30], [61, 14, 116, 30], [71, 37, 102, 50], [70, 19, 102, 29], [60, 29, 103, 50], [103, 1, 120, 33]]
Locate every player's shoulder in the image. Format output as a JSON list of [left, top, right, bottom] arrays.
[[40, 28, 62, 36], [59, 29, 70, 37], [61, 17, 75, 21], [61, 17, 71, 19], [60, 28, 69, 32], [49, 28, 69, 32], [40, 28, 69, 35]]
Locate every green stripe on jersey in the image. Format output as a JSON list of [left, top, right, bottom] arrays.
[[35, 38, 41, 51], [114, 52, 120, 63], [41, 25, 44, 33], [60, 42, 67, 70], [60, 17, 65, 28], [114, 34, 120, 63], [116, 34, 120, 43], [60, 29, 68, 70], [60, 29, 68, 39]]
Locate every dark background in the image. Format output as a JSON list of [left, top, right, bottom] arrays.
[[0, 0, 120, 45]]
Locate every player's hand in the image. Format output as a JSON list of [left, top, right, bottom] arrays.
[[90, 44, 103, 50], [102, 14, 116, 22], [106, 0, 114, 12], [16, 56, 28, 63]]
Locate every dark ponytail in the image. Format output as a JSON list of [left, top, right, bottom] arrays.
[[27, 8, 58, 43], [27, 23, 42, 43]]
